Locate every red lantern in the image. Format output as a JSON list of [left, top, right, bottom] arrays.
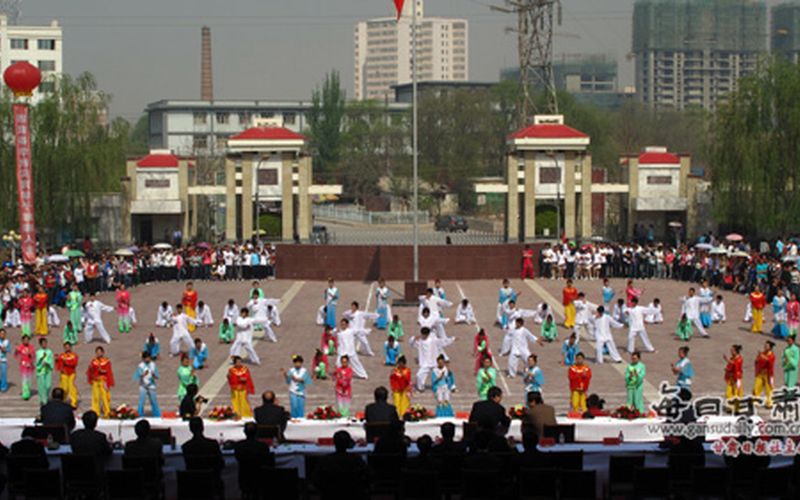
[[4, 61, 42, 98]]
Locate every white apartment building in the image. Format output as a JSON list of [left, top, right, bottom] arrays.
[[354, 0, 468, 101], [0, 15, 63, 101]]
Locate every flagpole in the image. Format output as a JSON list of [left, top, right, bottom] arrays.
[[412, 0, 419, 282]]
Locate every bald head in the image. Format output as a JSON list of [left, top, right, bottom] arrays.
[[262, 390, 276, 404]]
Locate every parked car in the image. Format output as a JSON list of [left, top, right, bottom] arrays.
[[434, 215, 468, 232]]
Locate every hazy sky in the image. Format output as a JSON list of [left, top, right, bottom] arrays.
[[19, 0, 640, 121]]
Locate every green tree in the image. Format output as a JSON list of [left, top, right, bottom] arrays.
[[711, 56, 800, 235], [0, 72, 128, 244], [129, 114, 150, 156], [306, 70, 346, 178]]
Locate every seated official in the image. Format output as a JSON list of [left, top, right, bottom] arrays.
[[468, 386, 510, 434], [40, 388, 76, 432], [521, 391, 556, 441], [313, 431, 367, 500], [364, 386, 400, 424], [124, 420, 164, 466], [431, 422, 467, 456], [70, 410, 111, 457], [254, 390, 290, 438], [182, 417, 224, 472]]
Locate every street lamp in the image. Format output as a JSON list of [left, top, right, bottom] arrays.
[[3, 230, 21, 263], [545, 151, 561, 240]]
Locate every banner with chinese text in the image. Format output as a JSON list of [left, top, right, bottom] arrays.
[[13, 104, 35, 265]]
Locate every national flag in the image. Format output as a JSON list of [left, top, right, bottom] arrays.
[[394, 0, 405, 21]]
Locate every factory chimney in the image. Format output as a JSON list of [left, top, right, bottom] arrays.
[[201, 26, 213, 100]]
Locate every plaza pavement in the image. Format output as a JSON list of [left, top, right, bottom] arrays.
[[0, 276, 777, 419]]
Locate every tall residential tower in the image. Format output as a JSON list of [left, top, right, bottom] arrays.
[[632, 0, 766, 111], [354, 0, 468, 101]]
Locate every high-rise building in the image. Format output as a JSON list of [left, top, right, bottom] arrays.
[[354, 0, 468, 101], [772, 2, 800, 63], [0, 14, 62, 102], [632, 0, 767, 111]]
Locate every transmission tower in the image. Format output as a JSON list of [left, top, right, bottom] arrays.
[[0, 0, 21, 25], [492, 0, 561, 127]]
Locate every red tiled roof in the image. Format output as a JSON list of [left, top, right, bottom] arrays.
[[136, 154, 179, 168], [229, 126, 307, 141], [639, 151, 680, 164], [509, 123, 588, 139]]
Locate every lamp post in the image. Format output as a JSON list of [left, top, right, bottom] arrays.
[[4, 61, 41, 265], [2, 230, 21, 264]]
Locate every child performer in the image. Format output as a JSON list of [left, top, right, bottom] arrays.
[[176, 354, 198, 401], [116, 284, 132, 333], [455, 299, 477, 325], [390, 355, 412, 417], [321, 324, 337, 356], [388, 315, 404, 342], [753, 341, 776, 409], [568, 352, 591, 413], [375, 279, 391, 329], [35, 337, 54, 405], [676, 313, 693, 341], [625, 351, 646, 413], [384, 336, 401, 366], [55, 342, 79, 407], [335, 355, 353, 417], [313, 348, 328, 380], [227, 356, 254, 418], [476, 354, 497, 400], [644, 298, 663, 324], [711, 295, 727, 324], [87, 346, 114, 417], [155, 301, 173, 328], [541, 314, 558, 342], [432, 355, 454, 417], [15, 335, 34, 400], [473, 329, 491, 374], [787, 293, 800, 337], [772, 289, 789, 339], [63, 320, 79, 346], [219, 318, 234, 344], [724, 344, 744, 412], [283, 355, 312, 418], [524, 354, 545, 396]]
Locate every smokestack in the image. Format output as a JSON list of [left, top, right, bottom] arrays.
[[201, 26, 213, 101]]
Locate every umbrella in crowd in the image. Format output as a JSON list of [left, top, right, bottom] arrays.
[[668, 222, 683, 228], [114, 249, 134, 257], [726, 233, 743, 242], [153, 243, 172, 250], [783, 255, 800, 263], [126, 246, 140, 253], [197, 242, 211, 249], [63, 249, 84, 258], [730, 251, 750, 258], [46, 254, 69, 263], [695, 243, 713, 250], [709, 247, 727, 255]]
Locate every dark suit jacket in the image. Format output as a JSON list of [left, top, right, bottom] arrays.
[[40, 401, 76, 432], [70, 429, 112, 456], [364, 401, 400, 424], [182, 435, 224, 471], [521, 404, 557, 439], [10, 438, 48, 468], [468, 400, 510, 431], [124, 437, 165, 465], [254, 403, 290, 431], [233, 438, 275, 467], [431, 439, 467, 456]]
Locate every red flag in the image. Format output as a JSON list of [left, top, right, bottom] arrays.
[[394, 0, 405, 21]]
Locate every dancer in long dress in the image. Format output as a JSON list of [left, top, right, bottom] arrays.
[[374, 279, 391, 329], [325, 278, 339, 328], [432, 355, 454, 417]]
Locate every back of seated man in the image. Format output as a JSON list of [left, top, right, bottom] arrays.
[[373, 420, 407, 457], [11, 430, 49, 468], [124, 419, 164, 466], [314, 431, 367, 498], [462, 432, 503, 471], [253, 390, 290, 438], [468, 386, 510, 434], [182, 417, 223, 471], [432, 422, 467, 456], [70, 410, 111, 457], [40, 387, 76, 432], [234, 422, 274, 466], [364, 386, 399, 424], [180, 384, 206, 421], [470, 417, 514, 454], [405, 435, 440, 470]]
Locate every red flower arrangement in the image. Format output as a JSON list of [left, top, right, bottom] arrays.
[[208, 406, 237, 421], [403, 405, 434, 422], [611, 405, 643, 420], [107, 404, 139, 420], [308, 406, 342, 420], [508, 405, 525, 420]]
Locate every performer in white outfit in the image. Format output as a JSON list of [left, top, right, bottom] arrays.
[[455, 299, 477, 325], [711, 295, 727, 323], [196, 301, 214, 327], [267, 304, 281, 327], [418, 308, 453, 360], [644, 299, 664, 324], [333, 318, 368, 379], [169, 304, 198, 356], [247, 297, 280, 342], [533, 303, 552, 324], [84, 294, 114, 344], [500, 301, 536, 355], [573, 293, 598, 341], [4, 306, 20, 328], [506, 318, 543, 377], [592, 306, 624, 364], [222, 299, 239, 324], [47, 305, 60, 327], [409, 327, 456, 391], [680, 287, 714, 337], [343, 302, 379, 356], [419, 289, 453, 320], [155, 302, 173, 328], [230, 308, 269, 365], [624, 298, 660, 353]]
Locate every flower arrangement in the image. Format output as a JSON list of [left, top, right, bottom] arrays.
[[307, 406, 342, 420], [611, 405, 643, 420], [508, 405, 526, 420], [107, 404, 139, 420], [208, 406, 237, 421], [403, 405, 434, 422]]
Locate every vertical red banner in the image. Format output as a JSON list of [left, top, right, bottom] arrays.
[[13, 104, 36, 265]]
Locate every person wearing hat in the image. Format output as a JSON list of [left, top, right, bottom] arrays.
[[282, 355, 312, 418]]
